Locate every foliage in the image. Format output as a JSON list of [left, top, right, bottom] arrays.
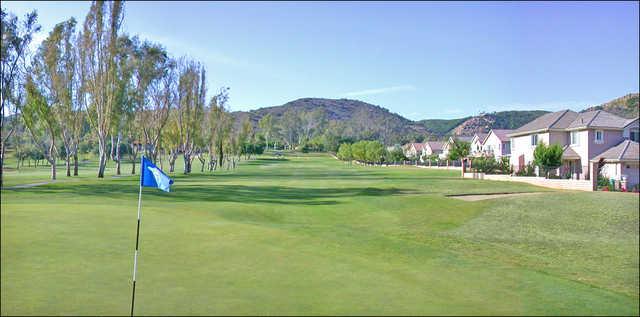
[[515, 162, 537, 177], [336, 143, 352, 161], [533, 142, 563, 178], [385, 147, 406, 163], [447, 140, 470, 161], [472, 156, 498, 173]]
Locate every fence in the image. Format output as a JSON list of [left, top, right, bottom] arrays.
[[462, 172, 594, 191]]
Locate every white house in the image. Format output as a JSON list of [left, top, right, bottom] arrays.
[[481, 129, 513, 160], [470, 133, 488, 157], [591, 140, 639, 190]]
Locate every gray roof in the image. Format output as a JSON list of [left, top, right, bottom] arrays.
[[472, 133, 488, 143], [566, 110, 629, 130], [591, 140, 639, 162], [510, 110, 579, 136], [455, 136, 474, 142], [425, 141, 444, 151], [487, 129, 514, 142], [562, 145, 580, 159]]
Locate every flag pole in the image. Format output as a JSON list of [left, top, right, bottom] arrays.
[[131, 156, 144, 316]]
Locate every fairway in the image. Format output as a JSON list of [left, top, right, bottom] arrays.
[[1, 153, 639, 315]]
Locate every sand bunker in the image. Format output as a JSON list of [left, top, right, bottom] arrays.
[[447, 192, 542, 201]]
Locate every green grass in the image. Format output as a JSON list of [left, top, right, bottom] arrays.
[[2, 152, 638, 315]]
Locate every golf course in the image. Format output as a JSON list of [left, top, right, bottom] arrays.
[[1, 152, 639, 315]]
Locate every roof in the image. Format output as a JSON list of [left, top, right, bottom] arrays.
[[566, 110, 629, 130], [425, 141, 444, 151], [453, 136, 473, 143], [562, 145, 581, 159], [591, 140, 639, 162], [472, 133, 488, 143], [625, 117, 639, 128], [409, 143, 425, 151], [485, 129, 514, 143], [509, 110, 579, 136]]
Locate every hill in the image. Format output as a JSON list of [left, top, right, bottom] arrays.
[[582, 93, 639, 119], [232, 98, 427, 145], [418, 110, 550, 136]]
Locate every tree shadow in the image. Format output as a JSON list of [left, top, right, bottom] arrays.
[[14, 182, 416, 206]]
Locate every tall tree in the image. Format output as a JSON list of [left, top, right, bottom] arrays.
[[23, 75, 60, 179], [130, 37, 168, 170], [41, 18, 80, 177], [206, 87, 231, 171], [258, 113, 273, 151], [176, 59, 206, 174], [79, 0, 124, 178], [0, 9, 40, 188]]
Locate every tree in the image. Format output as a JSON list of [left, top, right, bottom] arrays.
[[447, 140, 470, 161], [176, 59, 206, 174], [258, 113, 273, 151], [38, 18, 81, 177], [533, 142, 563, 178], [350, 141, 366, 162], [79, 0, 125, 178], [130, 37, 169, 172], [1, 8, 40, 188], [206, 87, 231, 171], [365, 141, 384, 164], [23, 75, 60, 179], [385, 147, 406, 163], [337, 143, 352, 163]]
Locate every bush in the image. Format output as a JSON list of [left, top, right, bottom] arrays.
[[515, 162, 536, 176], [472, 156, 498, 173]]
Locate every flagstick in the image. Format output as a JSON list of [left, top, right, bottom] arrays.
[[131, 162, 143, 316]]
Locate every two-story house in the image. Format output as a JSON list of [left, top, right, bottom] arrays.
[[403, 143, 425, 161], [508, 109, 633, 180], [422, 141, 445, 159], [482, 129, 513, 160]]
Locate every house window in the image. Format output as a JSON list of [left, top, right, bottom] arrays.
[[531, 134, 538, 146], [594, 130, 604, 144], [570, 131, 579, 145], [630, 130, 639, 142]]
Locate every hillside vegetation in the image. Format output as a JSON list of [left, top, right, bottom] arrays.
[[583, 93, 639, 119]]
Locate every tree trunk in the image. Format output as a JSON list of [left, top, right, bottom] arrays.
[[114, 133, 122, 175], [98, 137, 107, 178], [73, 153, 79, 176], [66, 154, 71, 177]]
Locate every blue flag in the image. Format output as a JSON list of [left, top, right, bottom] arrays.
[[141, 156, 174, 192]]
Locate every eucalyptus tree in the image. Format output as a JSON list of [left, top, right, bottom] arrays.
[[239, 116, 253, 159], [109, 34, 135, 175], [0, 8, 40, 187], [39, 18, 81, 177], [258, 113, 272, 151], [23, 75, 60, 179], [130, 37, 168, 170], [79, 0, 125, 178], [206, 87, 231, 171], [175, 59, 206, 174]]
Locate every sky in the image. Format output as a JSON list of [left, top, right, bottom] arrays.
[[3, 1, 639, 120]]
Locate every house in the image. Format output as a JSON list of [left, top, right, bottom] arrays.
[[481, 129, 513, 160], [422, 141, 445, 159], [508, 109, 633, 180], [440, 136, 473, 160], [403, 143, 425, 160], [470, 133, 488, 157], [623, 118, 639, 141], [591, 140, 639, 190]]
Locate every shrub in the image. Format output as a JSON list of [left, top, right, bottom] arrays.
[[516, 162, 536, 176], [533, 142, 563, 178]]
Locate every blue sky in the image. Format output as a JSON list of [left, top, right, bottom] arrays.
[[4, 1, 639, 120]]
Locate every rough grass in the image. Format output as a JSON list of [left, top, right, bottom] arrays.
[[1, 152, 638, 315]]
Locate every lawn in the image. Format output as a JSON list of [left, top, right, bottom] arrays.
[[1, 152, 638, 315]]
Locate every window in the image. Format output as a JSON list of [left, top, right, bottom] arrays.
[[531, 134, 538, 146], [570, 131, 579, 145], [594, 130, 604, 144], [630, 130, 639, 142]]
